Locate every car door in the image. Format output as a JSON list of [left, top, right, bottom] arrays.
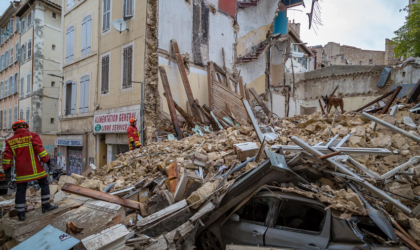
[[221, 196, 278, 246], [264, 197, 331, 250]]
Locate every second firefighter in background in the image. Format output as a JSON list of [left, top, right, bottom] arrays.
[[127, 117, 142, 150]]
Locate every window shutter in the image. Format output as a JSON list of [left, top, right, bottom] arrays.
[[10, 47, 13, 63], [4, 79, 8, 96], [0, 83, 3, 98], [20, 77, 24, 96], [5, 51, 8, 66], [4, 109, 6, 129], [0, 111, 2, 129], [66, 27, 74, 62], [79, 79, 85, 113], [18, 19, 21, 33], [81, 21, 86, 54], [26, 108, 29, 123], [27, 74, 31, 94], [28, 40, 31, 58], [10, 77, 14, 94], [14, 106, 17, 122], [101, 56, 109, 93], [71, 81, 76, 114], [17, 46, 21, 63], [9, 107, 11, 128], [10, 19, 13, 34], [84, 77, 89, 113], [19, 109, 23, 119], [83, 16, 92, 53]]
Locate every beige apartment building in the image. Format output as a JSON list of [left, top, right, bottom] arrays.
[[58, 0, 145, 174], [14, 0, 61, 158], [0, 2, 21, 149]]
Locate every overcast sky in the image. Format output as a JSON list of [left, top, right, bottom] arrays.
[[0, 0, 408, 51], [289, 0, 408, 51]]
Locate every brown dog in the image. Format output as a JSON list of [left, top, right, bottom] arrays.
[[322, 95, 344, 113]]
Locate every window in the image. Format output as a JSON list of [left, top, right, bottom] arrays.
[[122, 45, 133, 89], [236, 197, 272, 226], [101, 55, 110, 94], [124, 0, 134, 18], [20, 76, 24, 97], [19, 109, 23, 119], [8, 107, 11, 128], [10, 47, 13, 63], [21, 17, 25, 32], [10, 76, 14, 95], [0, 110, 2, 129], [26, 107, 30, 124], [0, 29, 3, 44], [27, 72, 31, 94], [53, 13, 56, 18], [3, 109, 6, 129], [14, 106, 17, 123], [1, 54, 4, 70], [9, 18, 13, 34], [22, 44, 26, 62], [50, 118, 54, 124], [52, 81, 55, 87], [4, 79, 8, 96], [0, 82, 3, 98], [66, 26, 75, 62], [369, 59, 373, 65], [82, 16, 92, 55], [16, 42, 19, 62], [102, 0, 111, 33], [65, 81, 76, 115], [67, 0, 75, 9], [52, 44, 56, 50], [79, 76, 90, 113], [28, 39, 32, 58], [14, 73, 18, 94], [27, 11, 32, 26], [5, 50, 9, 66], [275, 199, 325, 232]]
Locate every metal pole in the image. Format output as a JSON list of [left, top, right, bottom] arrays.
[[290, 136, 414, 216], [362, 112, 420, 143]]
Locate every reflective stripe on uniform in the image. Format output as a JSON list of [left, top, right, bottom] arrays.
[[28, 144, 37, 174], [42, 200, 50, 204], [2, 159, 10, 164], [128, 137, 134, 142], [15, 203, 26, 208], [39, 150, 48, 157], [135, 141, 142, 146], [16, 171, 47, 182], [41, 195, 50, 199], [15, 207, 25, 212]]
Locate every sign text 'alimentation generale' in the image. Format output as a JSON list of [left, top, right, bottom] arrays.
[[94, 111, 138, 133]]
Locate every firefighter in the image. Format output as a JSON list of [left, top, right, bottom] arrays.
[[2, 120, 58, 221], [127, 117, 142, 150]]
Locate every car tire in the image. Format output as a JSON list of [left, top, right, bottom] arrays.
[[199, 229, 223, 250]]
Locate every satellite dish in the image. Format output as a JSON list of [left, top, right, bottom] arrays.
[[112, 19, 129, 33]]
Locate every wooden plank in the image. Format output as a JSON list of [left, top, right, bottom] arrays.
[[207, 64, 213, 110], [171, 39, 202, 122], [170, 96, 196, 128], [318, 151, 342, 159], [137, 200, 188, 229], [395, 229, 420, 250], [211, 82, 248, 123], [159, 66, 184, 140], [249, 87, 271, 117], [196, 102, 220, 131], [239, 77, 245, 98], [381, 86, 402, 114], [61, 183, 141, 210], [189, 202, 215, 223], [318, 99, 325, 115], [203, 104, 226, 129], [353, 90, 395, 112]]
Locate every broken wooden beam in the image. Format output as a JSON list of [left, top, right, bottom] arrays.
[[61, 183, 142, 210], [317, 151, 342, 160], [318, 99, 325, 115], [195, 102, 220, 131], [249, 87, 271, 118], [171, 39, 202, 122], [159, 66, 183, 140], [168, 95, 196, 128], [381, 86, 402, 114], [353, 89, 396, 112], [202, 104, 225, 130]]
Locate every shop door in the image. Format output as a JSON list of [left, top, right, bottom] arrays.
[[68, 147, 84, 175]]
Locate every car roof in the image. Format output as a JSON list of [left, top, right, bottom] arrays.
[[254, 190, 325, 207]]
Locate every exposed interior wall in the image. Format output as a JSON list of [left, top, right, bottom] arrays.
[[157, 56, 209, 115], [390, 63, 420, 85], [41, 97, 58, 133], [208, 12, 235, 69]]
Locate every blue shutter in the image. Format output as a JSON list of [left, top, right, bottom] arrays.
[[71, 81, 76, 114]]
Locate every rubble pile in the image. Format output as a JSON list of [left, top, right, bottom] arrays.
[[2, 99, 420, 249]]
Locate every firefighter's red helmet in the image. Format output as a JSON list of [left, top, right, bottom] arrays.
[[130, 117, 137, 124], [12, 120, 29, 131]]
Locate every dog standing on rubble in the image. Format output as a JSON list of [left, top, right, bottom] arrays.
[[322, 95, 344, 114]]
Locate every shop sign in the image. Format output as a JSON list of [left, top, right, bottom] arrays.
[[94, 111, 139, 133], [55, 139, 83, 147]]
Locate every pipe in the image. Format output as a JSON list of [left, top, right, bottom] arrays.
[[362, 112, 420, 143], [222, 156, 256, 177], [290, 136, 414, 216]]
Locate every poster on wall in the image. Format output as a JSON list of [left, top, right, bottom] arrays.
[[94, 111, 140, 133], [68, 150, 84, 175]]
